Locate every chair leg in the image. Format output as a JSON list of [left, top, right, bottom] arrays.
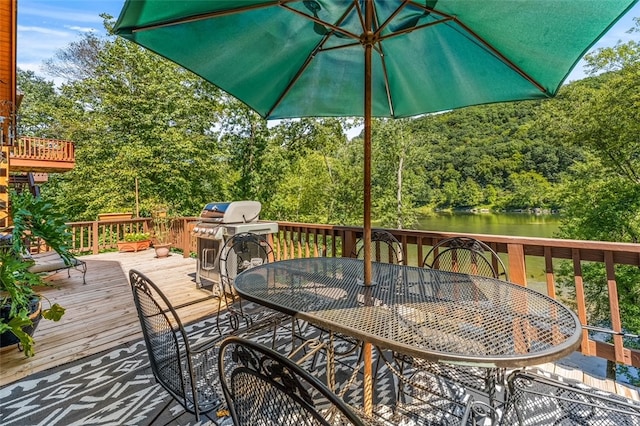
[[81, 261, 87, 284], [215, 296, 226, 335]]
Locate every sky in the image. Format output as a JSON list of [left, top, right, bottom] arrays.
[[16, 1, 640, 86]]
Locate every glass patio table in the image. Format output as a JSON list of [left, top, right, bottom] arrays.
[[233, 257, 582, 410]]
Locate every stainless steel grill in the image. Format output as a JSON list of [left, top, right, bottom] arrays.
[[193, 201, 277, 293]]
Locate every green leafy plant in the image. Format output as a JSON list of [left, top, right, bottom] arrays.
[[151, 211, 173, 245], [0, 191, 71, 356], [123, 232, 150, 242]]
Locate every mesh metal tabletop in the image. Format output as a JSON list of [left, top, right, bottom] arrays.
[[234, 258, 582, 368]]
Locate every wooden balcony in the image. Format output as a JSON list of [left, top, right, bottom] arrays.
[[9, 136, 76, 173]]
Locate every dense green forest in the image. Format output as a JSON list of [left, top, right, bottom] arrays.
[[16, 15, 640, 382]]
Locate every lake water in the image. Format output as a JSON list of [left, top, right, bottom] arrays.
[[413, 212, 560, 238], [412, 212, 561, 288]]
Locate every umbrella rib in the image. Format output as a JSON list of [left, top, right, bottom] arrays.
[[280, 2, 360, 41], [266, 4, 357, 117], [378, 17, 453, 41], [451, 17, 549, 95], [373, 0, 412, 37], [405, 2, 549, 95], [372, 9, 395, 117], [125, 0, 286, 33]]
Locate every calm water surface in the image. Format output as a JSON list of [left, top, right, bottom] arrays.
[[410, 212, 562, 287], [413, 212, 560, 238]]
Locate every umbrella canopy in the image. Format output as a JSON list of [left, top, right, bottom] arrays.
[[115, 0, 636, 120], [115, 0, 637, 415]]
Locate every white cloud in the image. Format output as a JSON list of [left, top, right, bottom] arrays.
[[66, 26, 98, 33], [17, 25, 80, 75]]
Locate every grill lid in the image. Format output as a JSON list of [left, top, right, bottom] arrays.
[[200, 201, 261, 223]]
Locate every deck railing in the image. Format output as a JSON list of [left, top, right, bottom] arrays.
[[11, 137, 76, 162], [51, 217, 640, 370]]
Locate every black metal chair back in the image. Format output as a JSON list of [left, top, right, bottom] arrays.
[[422, 237, 508, 280], [129, 269, 222, 421], [219, 232, 274, 297], [352, 229, 404, 265], [502, 370, 640, 425], [217, 233, 278, 334], [218, 336, 366, 426]]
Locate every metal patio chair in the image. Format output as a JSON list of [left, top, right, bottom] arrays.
[[218, 336, 368, 426], [501, 369, 640, 425], [392, 237, 509, 411], [422, 236, 508, 280], [129, 269, 224, 423], [339, 230, 405, 356], [217, 233, 289, 341], [351, 229, 405, 265]]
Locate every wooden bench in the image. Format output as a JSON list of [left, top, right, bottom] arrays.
[[27, 251, 87, 285]]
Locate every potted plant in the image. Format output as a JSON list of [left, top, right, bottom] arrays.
[[151, 211, 173, 258], [117, 232, 151, 252], [0, 191, 69, 357]]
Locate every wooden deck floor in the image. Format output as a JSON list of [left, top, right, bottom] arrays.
[[1, 250, 638, 401], [0, 249, 218, 386]]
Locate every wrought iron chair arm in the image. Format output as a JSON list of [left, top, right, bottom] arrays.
[[219, 336, 368, 426], [582, 324, 639, 338]]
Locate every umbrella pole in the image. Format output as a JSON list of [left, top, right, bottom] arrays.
[[363, 0, 373, 416]]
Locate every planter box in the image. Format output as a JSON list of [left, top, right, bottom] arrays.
[[117, 240, 150, 252]]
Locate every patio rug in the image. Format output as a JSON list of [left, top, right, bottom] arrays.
[[0, 303, 407, 426], [0, 312, 237, 426], [0, 304, 472, 426]]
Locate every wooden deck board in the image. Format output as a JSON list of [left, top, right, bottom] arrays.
[[1, 249, 638, 403], [0, 250, 218, 386]]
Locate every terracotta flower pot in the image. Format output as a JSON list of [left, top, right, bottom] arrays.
[[154, 243, 171, 258]]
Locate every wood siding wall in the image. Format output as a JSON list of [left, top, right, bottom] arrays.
[[0, 0, 17, 228]]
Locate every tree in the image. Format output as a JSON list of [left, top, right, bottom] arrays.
[[550, 18, 640, 382], [44, 30, 104, 83], [502, 171, 553, 210], [39, 18, 232, 219], [583, 17, 640, 75], [371, 118, 426, 228], [16, 70, 65, 138]]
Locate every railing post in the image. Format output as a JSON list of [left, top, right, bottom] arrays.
[[343, 230, 357, 258], [507, 243, 527, 286], [572, 248, 590, 355], [605, 251, 625, 364], [92, 221, 99, 254], [182, 218, 190, 258]]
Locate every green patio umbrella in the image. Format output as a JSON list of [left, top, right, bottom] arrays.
[[114, 0, 637, 413]]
